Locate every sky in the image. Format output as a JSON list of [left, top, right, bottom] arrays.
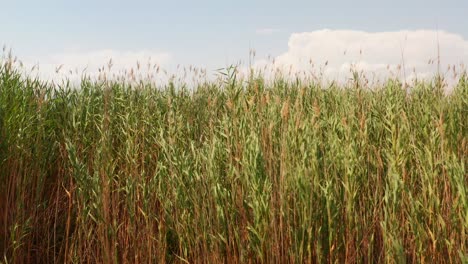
[[1, 0, 468, 83]]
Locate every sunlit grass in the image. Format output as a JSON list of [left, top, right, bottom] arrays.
[[0, 57, 467, 263]]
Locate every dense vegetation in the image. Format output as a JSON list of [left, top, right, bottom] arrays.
[[0, 60, 467, 263]]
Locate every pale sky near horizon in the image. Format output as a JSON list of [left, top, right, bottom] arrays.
[[1, 0, 468, 82]]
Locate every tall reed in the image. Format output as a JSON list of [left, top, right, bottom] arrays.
[[0, 61, 467, 263]]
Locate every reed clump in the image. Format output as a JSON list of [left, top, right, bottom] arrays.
[[0, 60, 467, 263]]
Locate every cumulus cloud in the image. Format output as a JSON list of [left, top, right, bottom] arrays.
[[17, 49, 171, 85], [253, 29, 468, 86]]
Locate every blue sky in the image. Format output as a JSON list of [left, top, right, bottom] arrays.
[[1, 0, 468, 82]]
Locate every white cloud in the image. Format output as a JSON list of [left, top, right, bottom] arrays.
[[17, 49, 171, 85], [7, 29, 468, 90], [253, 29, 468, 87]]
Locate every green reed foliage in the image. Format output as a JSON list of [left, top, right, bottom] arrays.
[[0, 63, 467, 263]]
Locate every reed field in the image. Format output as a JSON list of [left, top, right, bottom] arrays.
[[0, 57, 467, 263]]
